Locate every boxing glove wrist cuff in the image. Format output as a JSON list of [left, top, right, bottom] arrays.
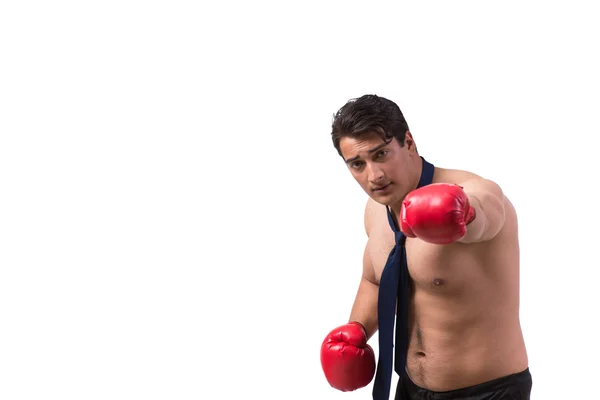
[[467, 206, 476, 225], [349, 321, 368, 339]]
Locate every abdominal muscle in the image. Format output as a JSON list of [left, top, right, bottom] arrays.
[[405, 288, 528, 391]]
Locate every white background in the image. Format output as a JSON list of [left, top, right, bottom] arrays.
[[1, 1, 599, 399]]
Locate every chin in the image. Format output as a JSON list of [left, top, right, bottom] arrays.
[[370, 193, 393, 206], [380, 191, 407, 209]]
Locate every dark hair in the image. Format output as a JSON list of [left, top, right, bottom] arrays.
[[331, 94, 410, 158]]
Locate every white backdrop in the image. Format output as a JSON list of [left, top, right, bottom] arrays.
[[1, 1, 599, 399]]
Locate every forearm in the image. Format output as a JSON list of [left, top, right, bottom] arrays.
[[459, 180, 506, 243], [349, 276, 379, 341]]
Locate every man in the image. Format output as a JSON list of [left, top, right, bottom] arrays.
[[320, 95, 531, 399]]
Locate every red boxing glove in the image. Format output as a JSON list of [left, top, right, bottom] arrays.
[[400, 183, 476, 245], [320, 322, 375, 392]]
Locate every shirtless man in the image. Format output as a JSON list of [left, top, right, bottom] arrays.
[[320, 95, 532, 399]]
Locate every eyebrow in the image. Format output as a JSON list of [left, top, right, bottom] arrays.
[[345, 143, 388, 164]]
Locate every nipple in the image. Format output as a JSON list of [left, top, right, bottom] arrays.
[[432, 278, 445, 287]]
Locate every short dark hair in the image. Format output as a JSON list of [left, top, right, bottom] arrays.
[[330, 94, 410, 158]]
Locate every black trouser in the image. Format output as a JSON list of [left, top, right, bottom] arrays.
[[395, 368, 533, 400]]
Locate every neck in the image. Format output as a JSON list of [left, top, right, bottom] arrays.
[[389, 155, 424, 217]]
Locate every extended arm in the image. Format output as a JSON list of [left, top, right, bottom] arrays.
[[400, 177, 506, 245]]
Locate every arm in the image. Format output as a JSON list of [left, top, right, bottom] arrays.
[[348, 199, 380, 340], [348, 246, 379, 341], [400, 177, 506, 245], [458, 177, 506, 243], [320, 201, 378, 391]]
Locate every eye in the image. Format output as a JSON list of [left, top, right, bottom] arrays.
[[350, 160, 364, 169], [375, 150, 389, 159]]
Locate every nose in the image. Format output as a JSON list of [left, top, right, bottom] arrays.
[[367, 163, 384, 183]]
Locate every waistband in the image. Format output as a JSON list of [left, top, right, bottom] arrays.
[[401, 368, 532, 399]]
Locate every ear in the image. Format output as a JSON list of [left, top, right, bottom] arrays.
[[404, 131, 417, 153]]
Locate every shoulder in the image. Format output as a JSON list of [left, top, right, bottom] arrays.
[[363, 197, 388, 237], [434, 166, 481, 185], [436, 167, 505, 200]]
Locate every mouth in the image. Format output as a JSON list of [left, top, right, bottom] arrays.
[[372, 183, 392, 192]]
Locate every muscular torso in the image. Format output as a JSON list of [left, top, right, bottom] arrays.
[[365, 168, 528, 391]]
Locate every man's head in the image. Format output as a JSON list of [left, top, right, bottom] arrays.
[[331, 94, 423, 208]]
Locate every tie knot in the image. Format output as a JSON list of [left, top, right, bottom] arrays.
[[395, 231, 406, 246]]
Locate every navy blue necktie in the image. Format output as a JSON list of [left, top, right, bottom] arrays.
[[372, 157, 434, 400]]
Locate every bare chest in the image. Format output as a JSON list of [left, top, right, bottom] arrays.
[[367, 229, 479, 292]]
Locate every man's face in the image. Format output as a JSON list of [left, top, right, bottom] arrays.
[[339, 132, 417, 207]]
